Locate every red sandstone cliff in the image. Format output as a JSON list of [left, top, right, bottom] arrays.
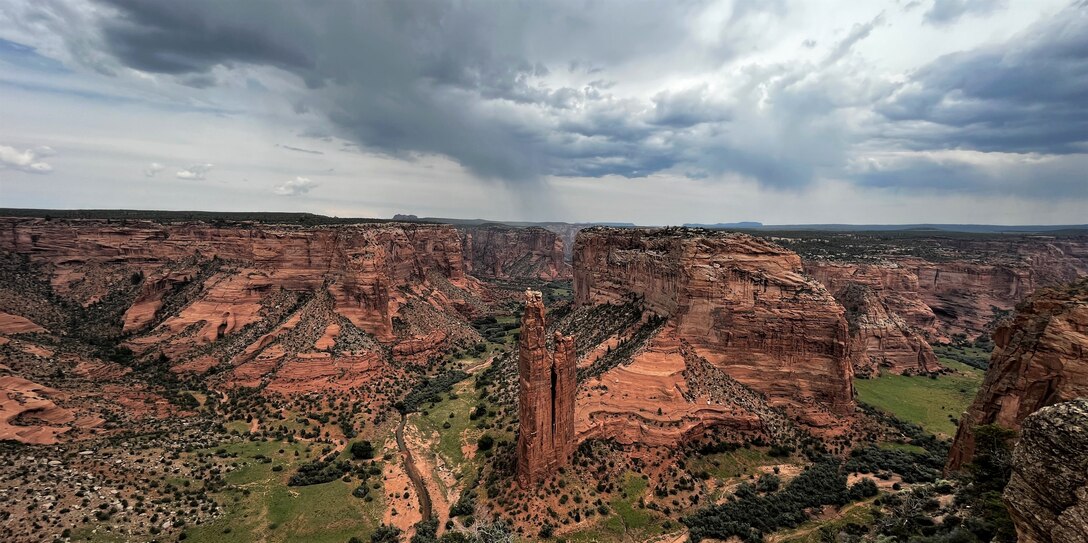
[[459, 225, 571, 281], [946, 278, 1088, 471], [0, 218, 482, 392], [516, 290, 576, 485], [804, 236, 1088, 341], [803, 264, 939, 376], [572, 228, 855, 446]]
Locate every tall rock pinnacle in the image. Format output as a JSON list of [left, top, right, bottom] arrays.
[[517, 289, 577, 486]]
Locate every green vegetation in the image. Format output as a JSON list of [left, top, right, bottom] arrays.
[[683, 461, 851, 543], [411, 379, 485, 479], [566, 473, 671, 542], [398, 369, 470, 414], [854, 365, 983, 438], [686, 446, 777, 482], [181, 440, 384, 543], [778, 503, 876, 543], [934, 343, 993, 370]]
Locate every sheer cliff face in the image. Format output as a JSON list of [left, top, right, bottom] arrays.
[[572, 228, 855, 445], [1004, 399, 1088, 543], [810, 273, 939, 376], [0, 218, 480, 392], [804, 237, 1088, 342], [516, 290, 576, 485], [459, 226, 571, 281], [947, 278, 1088, 471]]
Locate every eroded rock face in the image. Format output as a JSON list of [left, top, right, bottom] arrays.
[[805, 262, 939, 337], [573, 228, 855, 445], [0, 218, 481, 392], [803, 236, 1088, 341], [1004, 399, 1088, 543], [0, 370, 76, 444], [835, 283, 939, 376], [947, 278, 1088, 471], [517, 290, 576, 485], [459, 225, 571, 280]]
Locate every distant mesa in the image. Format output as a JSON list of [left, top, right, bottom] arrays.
[[682, 221, 763, 229]]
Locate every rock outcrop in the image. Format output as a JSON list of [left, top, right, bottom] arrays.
[[573, 228, 855, 446], [947, 278, 1088, 471], [1004, 399, 1088, 543], [459, 225, 571, 280], [517, 290, 576, 485]]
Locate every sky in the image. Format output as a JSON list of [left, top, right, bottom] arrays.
[[0, 0, 1085, 225]]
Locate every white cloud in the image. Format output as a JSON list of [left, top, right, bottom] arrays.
[[144, 162, 165, 177], [273, 176, 317, 196], [176, 163, 213, 180], [0, 144, 54, 174]]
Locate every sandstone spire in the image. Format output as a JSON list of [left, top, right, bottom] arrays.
[[517, 289, 577, 486]]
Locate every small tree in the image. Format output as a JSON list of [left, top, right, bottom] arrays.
[[351, 441, 375, 460], [369, 524, 401, 543]]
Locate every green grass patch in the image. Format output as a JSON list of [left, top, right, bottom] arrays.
[[411, 378, 481, 480], [181, 439, 384, 543], [566, 473, 670, 543], [778, 503, 876, 543], [855, 367, 983, 438], [877, 442, 929, 455], [687, 446, 777, 480]]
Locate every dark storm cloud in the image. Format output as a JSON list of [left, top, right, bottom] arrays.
[[923, 0, 1008, 26], [97, 0, 314, 74], [879, 4, 1088, 155], [7, 0, 1084, 199], [75, 0, 786, 182]]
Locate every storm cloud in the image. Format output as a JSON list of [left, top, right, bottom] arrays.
[[0, 0, 1084, 220]]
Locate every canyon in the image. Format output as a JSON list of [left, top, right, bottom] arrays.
[[799, 234, 1088, 342], [459, 225, 571, 281], [946, 277, 1088, 471], [3, 214, 1088, 543]]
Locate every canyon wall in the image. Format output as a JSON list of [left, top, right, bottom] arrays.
[[803, 236, 1088, 342], [946, 278, 1088, 471], [1004, 399, 1088, 543], [573, 227, 855, 446], [0, 218, 482, 392], [805, 264, 939, 376], [459, 225, 571, 281], [517, 290, 576, 485]]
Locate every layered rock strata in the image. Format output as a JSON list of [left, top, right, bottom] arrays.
[[459, 225, 571, 280], [573, 228, 855, 446], [835, 283, 939, 376], [1004, 399, 1088, 543], [517, 290, 576, 485], [947, 278, 1088, 471], [803, 235, 1088, 341], [0, 218, 481, 391]]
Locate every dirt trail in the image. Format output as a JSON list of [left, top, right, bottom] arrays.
[[397, 412, 433, 521]]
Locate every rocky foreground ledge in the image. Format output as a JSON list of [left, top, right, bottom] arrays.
[[1004, 398, 1088, 543]]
